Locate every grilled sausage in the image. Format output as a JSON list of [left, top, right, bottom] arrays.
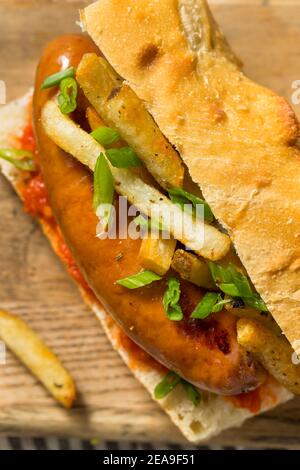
[[33, 34, 266, 395]]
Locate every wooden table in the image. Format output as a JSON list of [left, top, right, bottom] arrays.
[[0, 0, 300, 449]]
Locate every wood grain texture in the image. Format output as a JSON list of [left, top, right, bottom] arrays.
[[0, 0, 300, 449]]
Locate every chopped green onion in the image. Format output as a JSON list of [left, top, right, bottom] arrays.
[[155, 372, 202, 406], [134, 214, 167, 233], [219, 283, 241, 297], [106, 147, 142, 168], [244, 295, 269, 312], [181, 380, 202, 406], [93, 153, 114, 229], [168, 187, 214, 223], [209, 262, 268, 312], [91, 127, 120, 147], [163, 277, 183, 321], [211, 298, 232, 313], [191, 292, 223, 319], [154, 371, 181, 399], [40, 67, 76, 90], [116, 270, 162, 289], [0, 149, 36, 172], [227, 264, 253, 298], [168, 192, 193, 215], [57, 77, 78, 114], [209, 262, 231, 284]]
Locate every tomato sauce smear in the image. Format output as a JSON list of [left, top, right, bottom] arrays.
[[18, 122, 91, 294], [20, 124, 36, 153], [228, 388, 261, 414]]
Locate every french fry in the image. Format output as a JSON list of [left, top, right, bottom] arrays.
[[76, 53, 184, 190], [86, 106, 157, 186], [77, 62, 187, 275], [42, 100, 230, 261], [0, 310, 76, 408], [86, 104, 174, 269], [86, 105, 127, 151], [86, 106, 106, 130], [237, 318, 300, 395], [139, 238, 177, 276], [77, 61, 185, 275], [171, 249, 215, 289]]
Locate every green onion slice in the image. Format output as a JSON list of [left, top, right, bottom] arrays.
[[106, 147, 142, 168], [209, 262, 268, 312], [40, 67, 76, 90], [191, 292, 225, 319], [211, 297, 232, 313], [91, 127, 120, 148], [244, 295, 269, 312], [168, 187, 214, 223], [226, 264, 252, 297], [219, 283, 241, 297], [209, 262, 232, 284], [0, 149, 36, 172], [57, 77, 78, 115], [163, 277, 183, 321], [155, 372, 202, 406], [181, 380, 202, 406], [154, 371, 181, 399], [93, 153, 114, 230], [134, 214, 167, 233], [116, 270, 162, 289]]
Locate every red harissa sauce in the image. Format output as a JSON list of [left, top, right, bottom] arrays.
[[18, 122, 91, 294], [228, 388, 261, 414]]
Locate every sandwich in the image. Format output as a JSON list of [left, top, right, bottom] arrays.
[[0, 0, 299, 443]]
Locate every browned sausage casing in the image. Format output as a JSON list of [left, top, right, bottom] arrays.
[[33, 35, 266, 395]]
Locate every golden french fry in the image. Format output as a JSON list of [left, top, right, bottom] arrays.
[[65, 87, 181, 277], [86, 106, 106, 130], [87, 101, 173, 273], [76, 53, 184, 190], [0, 310, 76, 408], [139, 238, 177, 276], [86, 105, 126, 150], [237, 318, 300, 395], [171, 249, 215, 289], [41, 100, 230, 261], [86, 106, 156, 185]]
